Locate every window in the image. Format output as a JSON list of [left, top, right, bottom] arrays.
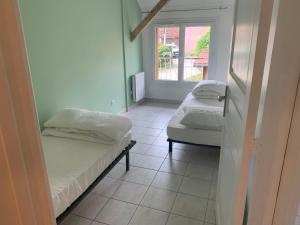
[[155, 25, 212, 82], [155, 26, 180, 81], [184, 26, 211, 81]]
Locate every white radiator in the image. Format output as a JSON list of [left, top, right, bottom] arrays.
[[132, 72, 145, 102]]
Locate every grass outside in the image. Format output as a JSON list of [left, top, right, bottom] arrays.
[[184, 74, 203, 81]]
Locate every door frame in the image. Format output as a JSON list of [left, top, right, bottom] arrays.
[[247, 0, 300, 224], [272, 78, 300, 225], [268, 0, 300, 223], [0, 0, 55, 224]]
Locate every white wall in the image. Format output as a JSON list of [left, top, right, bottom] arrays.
[[142, 6, 234, 101]]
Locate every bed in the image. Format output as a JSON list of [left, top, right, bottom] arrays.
[[42, 132, 134, 219], [167, 93, 224, 151]]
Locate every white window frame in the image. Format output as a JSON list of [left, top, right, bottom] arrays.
[[152, 20, 217, 84], [154, 24, 181, 82]]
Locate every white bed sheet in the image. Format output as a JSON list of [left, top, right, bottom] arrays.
[[42, 132, 131, 217], [167, 93, 223, 146], [181, 93, 224, 109]]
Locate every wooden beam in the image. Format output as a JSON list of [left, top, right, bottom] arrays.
[[130, 0, 169, 42]]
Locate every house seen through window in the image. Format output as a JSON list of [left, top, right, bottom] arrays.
[[155, 25, 211, 81]]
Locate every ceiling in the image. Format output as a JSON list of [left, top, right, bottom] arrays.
[[137, 0, 234, 12]]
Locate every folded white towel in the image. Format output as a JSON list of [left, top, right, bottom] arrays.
[[192, 80, 226, 99], [181, 106, 224, 130], [43, 108, 132, 143]]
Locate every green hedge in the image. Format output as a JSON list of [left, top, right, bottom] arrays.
[[194, 31, 211, 56]]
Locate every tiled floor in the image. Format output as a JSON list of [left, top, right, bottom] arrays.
[[60, 102, 220, 225]]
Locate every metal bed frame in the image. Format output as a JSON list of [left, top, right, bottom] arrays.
[[57, 140, 136, 224], [167, 138, 219, 152]]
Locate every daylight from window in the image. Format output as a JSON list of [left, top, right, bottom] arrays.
[[155, 26, 211, 81], [184, 26, 211, 81], [155, 26, 180, 81]]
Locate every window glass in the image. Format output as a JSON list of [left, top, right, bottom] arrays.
[[155, 26, 180, 81], [183, 26, 211, 81]]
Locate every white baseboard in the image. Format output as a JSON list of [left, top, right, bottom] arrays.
[[119, 99, 146, 114], [128, 99, 147, 110], [119, 98, 181, 114]]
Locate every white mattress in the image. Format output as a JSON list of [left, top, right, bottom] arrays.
[[167, 93, 223, 146], [42, 133, 131, 217], [180, 93, 224, 109]]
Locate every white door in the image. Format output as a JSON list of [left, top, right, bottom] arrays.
[[216, 0, 275, 224]]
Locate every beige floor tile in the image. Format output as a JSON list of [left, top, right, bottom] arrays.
[[160, 159, 187, 175], [166, 214, 204, 225], [96, 199, 137, 225], [172, 193, 207, 220], [153, 137, 169, 147], [189, 150, 220, 165], [185, 163, 214, 180], [212, 168, 219, 181], [209, 182, 217, 200], [131, 143, 152, 154], [132, 127, 162, 137], [205, 200, 216, 224], [159, 129, 168, 138], [141, 187, 177, 212], [132, 134, 157, 144], [112, 181, 148, 204], [146, 146, 169, 158], [122, 166, 157, 185], [92, 177, 122, 197], [128, 206, 169, 225], [132, 120, 153, 128], [167, 149, 193, 162], [179, 177, 210, 198], [60, 215, 92, 225], [72, 193, 108, 219], [132, 120, 166, 129], [151, 172, 183, 191], [91, 222, 106, 225], [107, 164, 127, 180], [129, 153, 164, 170]]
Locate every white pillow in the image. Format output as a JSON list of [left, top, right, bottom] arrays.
[[180, 106, 224, 130], [192, 80, 226, 99]]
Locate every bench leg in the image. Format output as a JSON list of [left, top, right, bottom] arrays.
[[168, 140, 173, 153], [126, 151, 130, 171]]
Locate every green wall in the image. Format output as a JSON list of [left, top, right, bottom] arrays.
[[19, 0, 143, 126], [123, 0, 143, 106]]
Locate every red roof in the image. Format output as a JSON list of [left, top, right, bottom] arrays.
[[158, 27, 179, 39], [194, 50, 209, 66]]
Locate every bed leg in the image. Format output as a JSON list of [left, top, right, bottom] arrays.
[[168, 140, 173, 153], [126, 151, 130, 171]]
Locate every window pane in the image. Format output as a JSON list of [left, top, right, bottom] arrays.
[[155, 26, 179, 81], [184, 26, 211, 81]]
